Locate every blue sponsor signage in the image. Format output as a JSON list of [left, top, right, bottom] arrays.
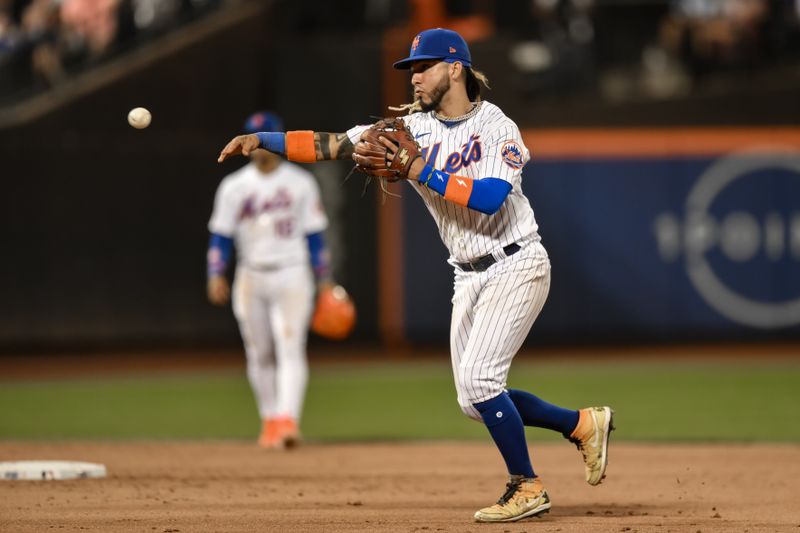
[[403, 147, 800, 342]]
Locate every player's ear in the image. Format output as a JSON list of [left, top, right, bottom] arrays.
[[450, 61, 464, 80]]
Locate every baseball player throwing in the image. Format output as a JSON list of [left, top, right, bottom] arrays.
[[218, 30, 614, 521], [209, 111, 331, 450]]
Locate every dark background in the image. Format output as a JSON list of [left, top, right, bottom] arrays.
[[1, 0, 799, 351]]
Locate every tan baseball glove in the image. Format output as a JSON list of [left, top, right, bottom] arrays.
[[352, 117, 421, 181]]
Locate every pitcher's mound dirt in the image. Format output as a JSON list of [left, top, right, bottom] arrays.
[[1, 441, 798, 532]]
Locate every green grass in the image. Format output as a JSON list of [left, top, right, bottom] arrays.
[[1, 359, 799, 442]]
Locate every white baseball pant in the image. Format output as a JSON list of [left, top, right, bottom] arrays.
[[450, 240, 551, 421], [232, 263, 314, 421]]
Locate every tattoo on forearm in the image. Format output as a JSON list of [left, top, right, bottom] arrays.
[[335, 135, 354, 160], [315, 133, 332, 160], [314, 132, 354, 161]]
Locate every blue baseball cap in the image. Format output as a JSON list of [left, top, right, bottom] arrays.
[[244, 111, 283, 133], [393, 28, 472, 70]]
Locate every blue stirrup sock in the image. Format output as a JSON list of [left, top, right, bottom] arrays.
[[507, 389, 580, 438], [473, 392, 535, 478]]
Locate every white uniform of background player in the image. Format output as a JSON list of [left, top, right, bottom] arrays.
[[208, 112, 329, 449]]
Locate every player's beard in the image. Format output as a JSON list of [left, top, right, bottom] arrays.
[[418, 75, 451, 113]]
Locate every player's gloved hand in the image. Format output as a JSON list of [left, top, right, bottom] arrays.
[[217, 134, 261, 163], [352, 117, 421, 180], [207, 275, 231, 306]]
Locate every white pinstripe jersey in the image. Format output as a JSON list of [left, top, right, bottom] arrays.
[[347, 101, 541, 263], [208, 161, 328, 269]]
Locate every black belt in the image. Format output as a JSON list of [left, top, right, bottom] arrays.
[[457, 243, 521, 272]]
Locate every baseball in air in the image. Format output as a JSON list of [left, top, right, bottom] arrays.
[[127, 107, 151, 129]]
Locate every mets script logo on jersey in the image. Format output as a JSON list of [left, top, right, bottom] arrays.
[[422, 134, 483, 173], [238, 189, 292, 221], [501, 141, 524, 169]]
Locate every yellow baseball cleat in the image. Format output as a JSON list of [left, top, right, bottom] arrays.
[[473, 476, 551, 523], [570, 406, 615, 485]]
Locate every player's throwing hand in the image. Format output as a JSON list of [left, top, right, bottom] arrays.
[[217, 134, 261, 163]]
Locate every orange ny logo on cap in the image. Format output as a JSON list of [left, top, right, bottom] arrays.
[[412, 35, 421, 50]]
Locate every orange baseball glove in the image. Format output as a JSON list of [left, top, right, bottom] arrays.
[[311, 284, 356, 340]]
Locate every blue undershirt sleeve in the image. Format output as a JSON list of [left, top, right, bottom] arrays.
[[207, 233, 234, 277], [306, 231, 331, 281], [468, 177, 512, 214]]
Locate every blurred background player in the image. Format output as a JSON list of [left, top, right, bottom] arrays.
[[207, 111, 331, 450]]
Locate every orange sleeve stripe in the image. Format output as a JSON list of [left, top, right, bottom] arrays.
[[444, 174, 473, 207], [285, 131, 317, 163]]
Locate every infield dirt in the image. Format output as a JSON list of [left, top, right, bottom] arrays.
[[1, 440, 798, 532]]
